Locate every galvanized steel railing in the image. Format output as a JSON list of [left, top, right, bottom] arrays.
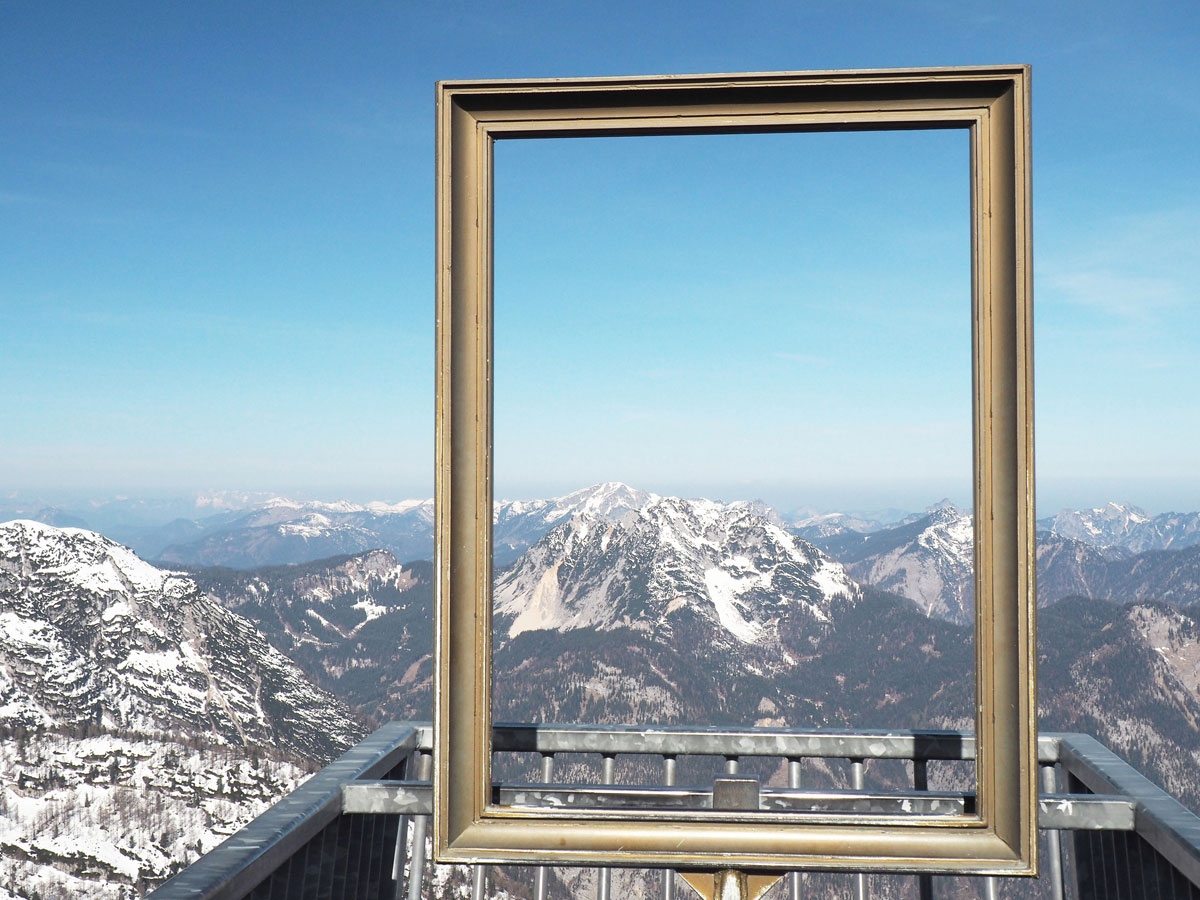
[[148, 722, 1199, 900]]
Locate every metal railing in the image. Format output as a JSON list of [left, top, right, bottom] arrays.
[[148, 722, 1200, 900]]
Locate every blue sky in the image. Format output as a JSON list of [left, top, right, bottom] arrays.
[[1, 1, 1197, 514]]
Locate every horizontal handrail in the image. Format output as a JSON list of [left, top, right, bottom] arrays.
[[342, 779, 1137, 830], [489, 723, 1068, 762], [406, 723, 1076, 762]]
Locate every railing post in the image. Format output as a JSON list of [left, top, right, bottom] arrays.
[[471, 862, 487, 900], [788, 759, 803, 900], [914, 759, 932, 900], [850, 759, 867, 900], [392, 798, 409, 900], [663, 755, 677, 900], [406, 750, 433, 900], [535, 753, 555, 900], [598, 753, 616, 900], [1042, 762, 1066, 900]]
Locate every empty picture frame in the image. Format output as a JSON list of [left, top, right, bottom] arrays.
[[434, 66, 1035, 874]]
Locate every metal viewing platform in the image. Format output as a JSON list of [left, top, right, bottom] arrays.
[[148, 723, 1200, 900]]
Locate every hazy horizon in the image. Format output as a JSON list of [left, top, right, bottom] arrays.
[[4, 475, 1200, 520]]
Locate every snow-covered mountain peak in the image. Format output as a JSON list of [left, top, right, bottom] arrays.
[[1, 519, 190, 599], [497, 481, 654, 523], [261, 497, 365, 514], [256, 495, 434, 517], [1046, 502, 1200, 554], [364, 498, 434, 517], [815, 507, 976, 623], [916, 507, 973, 559], [568, 481, 656, 516], [1100, 501, 1150, 520], [494, 494, 857, 649], [1054, 501, 1149, 533], [0, 520, 361, 758], [194, 489, 277, 511]]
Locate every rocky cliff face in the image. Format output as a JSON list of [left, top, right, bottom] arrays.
[[494, 495, 856, 648], [811, 506, 975, 622], [189, 549, 435, 724], [0, 520, 363, 760], [0, 520, 366, 900]]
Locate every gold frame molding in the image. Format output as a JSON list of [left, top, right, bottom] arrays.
[[434, 66, 1036, 874]]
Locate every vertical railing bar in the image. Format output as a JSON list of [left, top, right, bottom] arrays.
[[471, 862, 487, 900], [362, 816, 381, 897], [725, 755, 739, 776], [1101, 829, 1114, 900], [1165, 841, 1181, 900], [915, 758, 932, 900], [305, 823, 322, 900], [663, 754, 677, 900], [1117, 828, 1130, 900], [392, 813, 408, 899], [262, 845, 278, 900], [356, 810, 372, 899], [406, 751, 433, 900], [288, 849, 299, 900], [1142, 835, 1161, 900], [391, 750, 413, 897], [396, 816, 415, 900], [357, 812, 373, 898], [598, 753, 616, 900], [343, 811, 365, 899], [1093, 828, 1106, 900], [318, 813, 338, 900], [333, 814, 354, 900], [376, 812, 392, 897], [272, 837, 289, 900], [1128, 830, 1142, 900], [302, 826, 318, 900], [1043, 763, 1066, 900], [1111, 811, 1125, 900], [1065, 771, 1088, 900], [535, 752, 555, 900], [984, 876, 998, 900], [264, 872, 276, 900], [788, 758, 802, 900], [850, 758, 867, 900]]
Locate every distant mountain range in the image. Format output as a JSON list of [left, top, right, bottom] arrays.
[[153, 497, 436, 569], [805, 501, 1200, 619], [1046, 502, 1200, 554], [4, 485, 1200, 897], [8, 487, 1200, 572]]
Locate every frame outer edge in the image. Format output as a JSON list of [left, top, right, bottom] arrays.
[[434, 68, 1037, 873], [433, 81, 452, 856]]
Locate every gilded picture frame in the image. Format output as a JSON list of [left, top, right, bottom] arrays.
[[434, 66, 1036, 874]]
